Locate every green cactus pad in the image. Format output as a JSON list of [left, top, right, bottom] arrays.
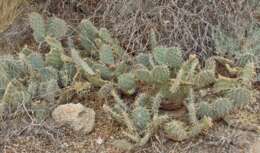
[[164, 117, 213, 141], [47, 17, 68, 39], [153, 47, 168, 65], [38, 79, 59, 102], [45, 49, 64, 70], [98, 28, 114, 44], [80, 20, 98, 50], [39, 67, 59, 81], [213, 76, 238, 93], [32, 101, 49, 122], [29, 12, 46, 42], [45, 37, 65, 69], [99, 44, 115, 65], [194, 70, 216, 89], [2, 80, 32, 110], [0, 58, 27, 80], [28, 81, 39, 98], [151, 65, 170, 84], [131, 106, 151, 130], [26, 53, 44, 70], [163, 120, 188, 141], [171, 55, 199, 93], [80, 19, 99, 41], [197, 98, 233, 119], [240, 62, 256, 83], [59, 63, 77, 87], [237, 53, 255, 67], [165, 47, 183, 70], [135, 68, 152, 83], [71, 49, 95, 75], [0, 71, 10, 97], [93, 63, 113, 80], [114, 61, 129, 77], [135, 53, 151, 68], [227, 87, 251, 107], [117, 73, 136, 94], [149, 29, 157, 50]]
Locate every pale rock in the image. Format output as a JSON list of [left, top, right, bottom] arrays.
[[52, 103, 95, 134]]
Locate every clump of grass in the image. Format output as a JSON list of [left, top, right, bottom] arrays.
[[0, 0, 27, 33]]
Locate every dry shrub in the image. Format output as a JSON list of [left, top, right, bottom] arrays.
[[81, 0, 259, 58], [0, 0, 28, 33]]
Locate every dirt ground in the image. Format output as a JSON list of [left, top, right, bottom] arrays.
[[0, 95, 259, 153], [0, 1, 260, 153]]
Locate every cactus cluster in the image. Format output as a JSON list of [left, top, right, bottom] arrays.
[[0, 13, 78, 121], [0, 42, 79, 120], [104, 91, 168, 150], [0, 12, 256, 151], [102, 29, 256, 147], [213, 23, 260, 77]]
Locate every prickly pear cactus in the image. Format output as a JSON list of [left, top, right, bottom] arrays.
[[29, 13, 68, 43], [153, 47, 168, 65], [29, 12, 46, 42], [92, 63, 113, 80], [135, 53, 151, 68], [117, 73, 136, 94], [135, 67, 152, 84], [104, 91, 168, 150], [171, 54, 199, 93], [59, 63, 77, 87], [47, 16, 68, 39], [25, 53, 45, 70], [227, 87, 251, 108], [237, 53, 256, 67], [196, 98, 234, 119], [193, 70, 216, 89], [163, 117, 212, 141], [131, 106, 151, 130], [45, 37, 66, 70], [2, 80, 32, 110], [80, 19, 98, 51], [23, 14, 259, 150], [151, 65, 170, 84], [99, 44, 115, 65], [165, 47, 183, 71]]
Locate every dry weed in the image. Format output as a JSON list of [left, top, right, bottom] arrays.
[[82, 0, 259, 59], [0, 0, 27, 33]]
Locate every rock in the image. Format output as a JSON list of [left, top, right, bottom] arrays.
[[52, 103, 95, 134]]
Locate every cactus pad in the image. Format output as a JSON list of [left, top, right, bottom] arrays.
[[29, 12, 46, 42], [151, 65, 170, 84], [117, 73, 136, 94], [131, 106, 151, 130], [47, 17, 68, 39], [99, 44, 115, 65]]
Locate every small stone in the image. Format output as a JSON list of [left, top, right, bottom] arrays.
[[52, 103, 95, 134]]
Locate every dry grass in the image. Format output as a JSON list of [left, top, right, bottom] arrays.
[[0, 0, 27, 33], [77, 0, 259, 59]]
